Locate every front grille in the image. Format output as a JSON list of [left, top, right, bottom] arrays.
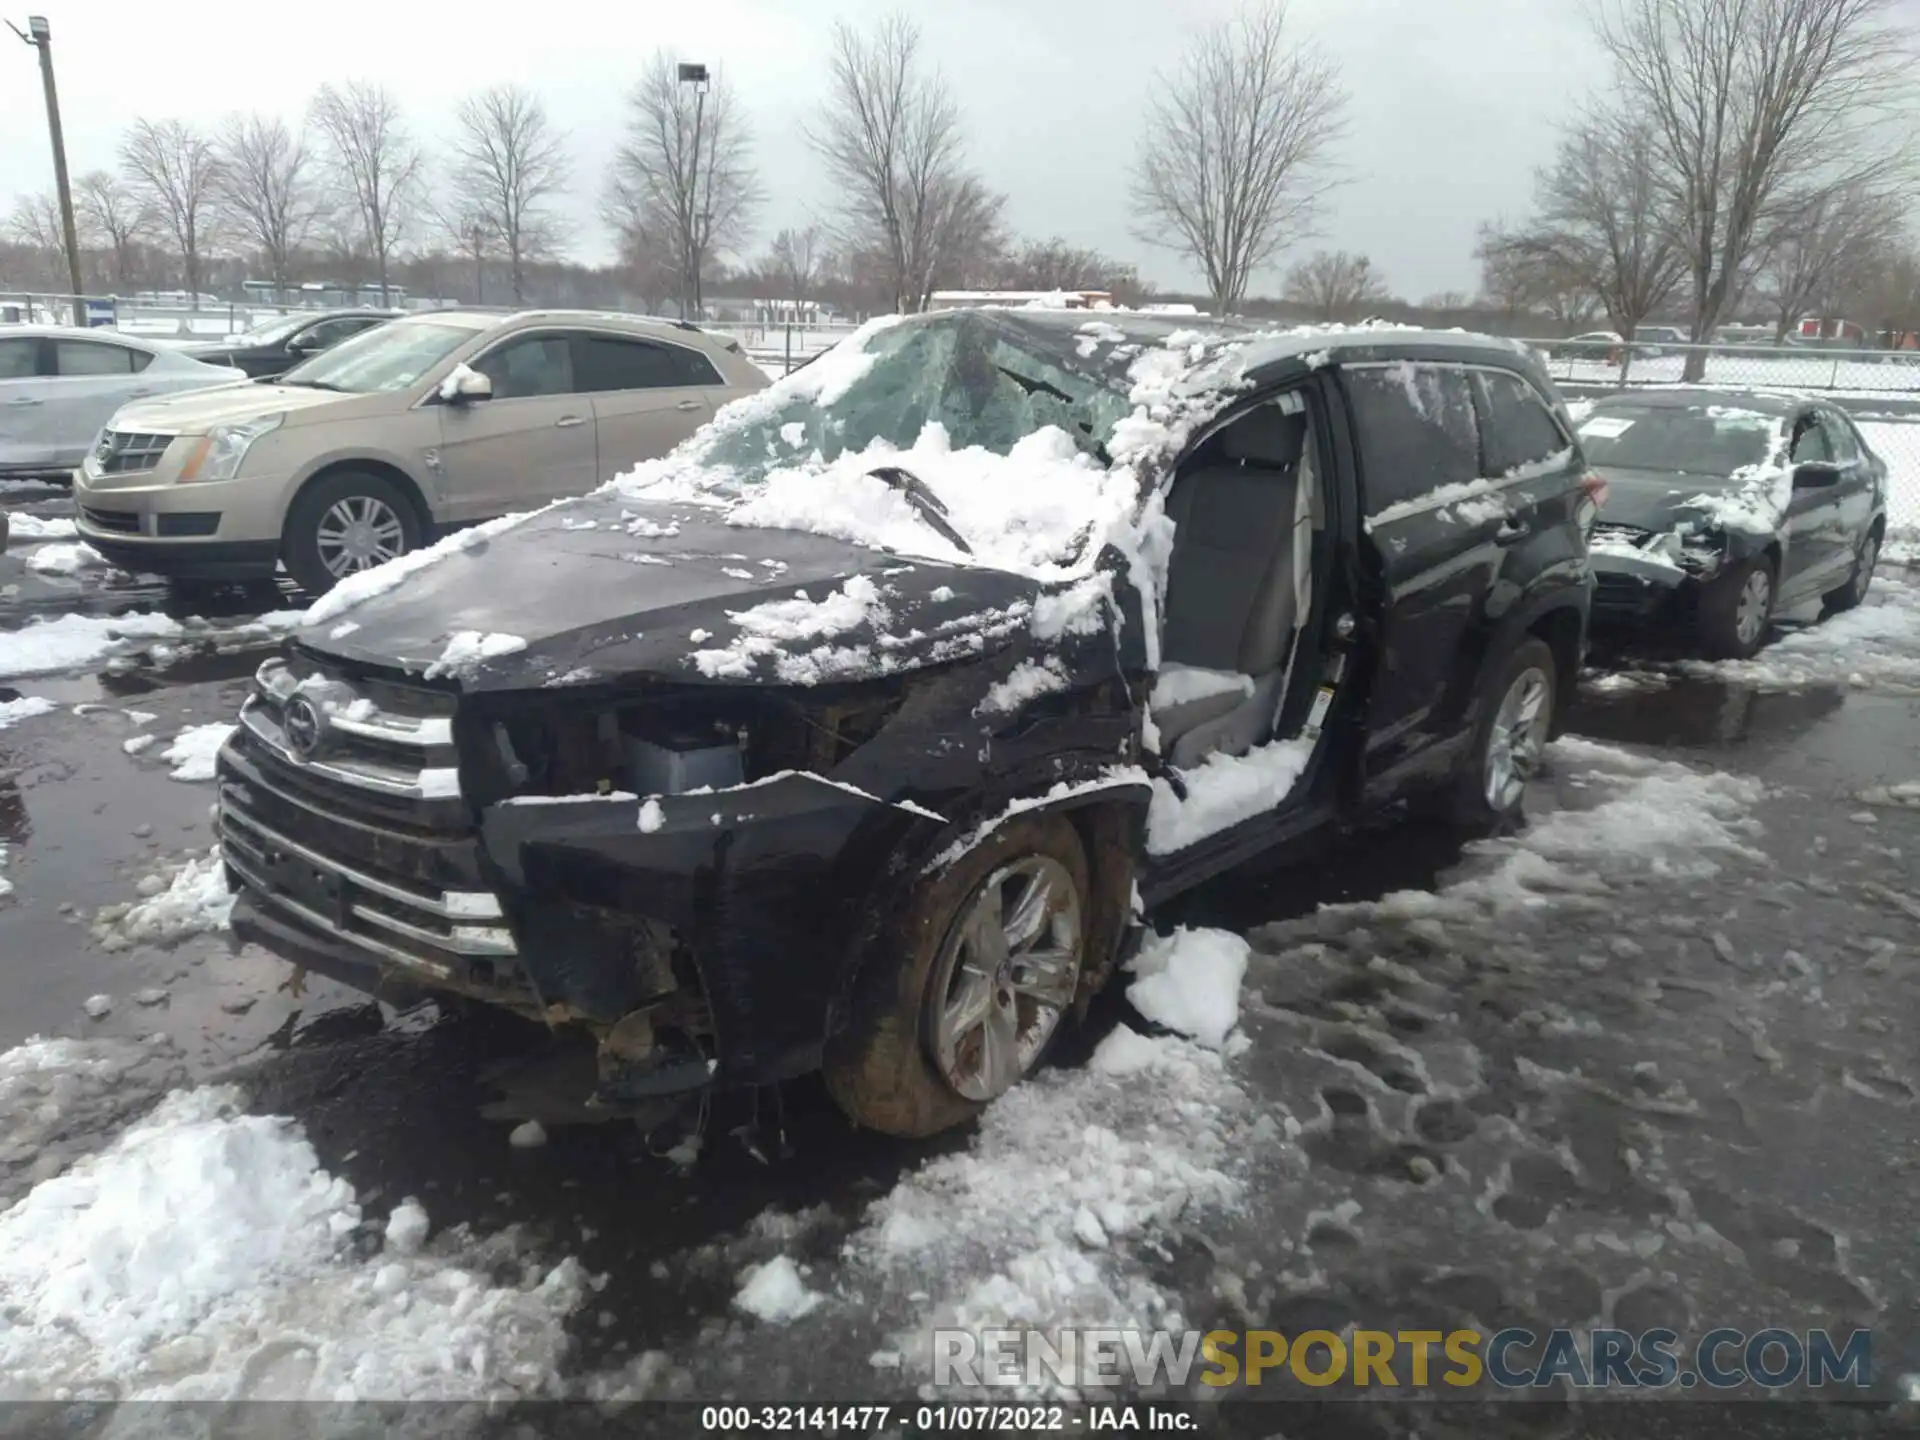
[[95, 430, 173, 474], [80, 505, 141, 534], [217, 655, 522, 985]]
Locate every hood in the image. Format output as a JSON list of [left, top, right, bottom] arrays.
[[111, 382, 356, 433], [1593, 465, 1750, 532], [301, 493, 1052, 694]]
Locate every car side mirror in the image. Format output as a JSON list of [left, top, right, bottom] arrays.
[[438, 364, 493, 405], [1792, 461, 1841, 490]]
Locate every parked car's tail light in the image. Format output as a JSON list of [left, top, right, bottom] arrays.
[[1574, 471, 1608, 535]]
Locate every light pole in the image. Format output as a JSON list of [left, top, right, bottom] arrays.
[[677, 61, 710, 321], [8, 15, 86, 326]]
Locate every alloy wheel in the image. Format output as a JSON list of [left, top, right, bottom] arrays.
[[315, 495, 408, 578], [929, 855, 1084, 1103], [1483, 666, 1552, 813], [1735, 568, 1772, 647]]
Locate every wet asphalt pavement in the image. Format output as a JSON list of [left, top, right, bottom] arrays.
[[2, 497, 1918, 1430]]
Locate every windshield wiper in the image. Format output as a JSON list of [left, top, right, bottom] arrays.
[[994, 364, 1073, 404], [278, 378, 347, 391], [866, 466, 973, 555]]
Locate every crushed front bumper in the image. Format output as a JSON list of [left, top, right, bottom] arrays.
[[1588, 550, 1705, 630]]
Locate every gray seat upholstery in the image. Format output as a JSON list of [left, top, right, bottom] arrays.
[[1157, 405, 1309, 767]]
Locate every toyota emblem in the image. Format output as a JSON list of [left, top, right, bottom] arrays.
[[283, 696, 325, 759]]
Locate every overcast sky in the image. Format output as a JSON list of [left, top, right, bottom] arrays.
[[0, 0, 1598, 300]]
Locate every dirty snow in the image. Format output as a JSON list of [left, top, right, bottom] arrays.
[[0, 1084, 586, 1400], [0, 696, 55, 730], [160, 722, 235, 782], [5, 513, 77, 541], [23, 542, 113, 576], [844, 929, 1257, 1393], [1146, 734, 1316, 855], [93, 851, 234, 949], [734, 1256, 824, 1324], [0, 611, 186, 680], [421, 630, 528, 680]]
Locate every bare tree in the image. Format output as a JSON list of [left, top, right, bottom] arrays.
[[75, 171, 147, 290], [807, 13, 1007, 313], [1752, 179, 1909, 340], [120, 118, 222, 306], [1130, 1, 1348, 314], [1505, 114, 1689, 378], [1596, 0, 1915, 377], [1282, 250, 1390, 320], [763, 225, 823, 301], [1854, 243, 1920, 344], [606, 55, 757, 318], [7, 191, 71, 287], [309, 81, 426, 304], [215, 113, 319, 296], [448, 84, 571, 305], [995, 236, 1134, 293]]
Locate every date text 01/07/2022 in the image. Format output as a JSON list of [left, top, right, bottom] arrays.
[[697, 1403, 1200, 1431]]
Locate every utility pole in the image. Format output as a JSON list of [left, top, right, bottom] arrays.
[[677, 62, 710, 322], [8, 16, 86, 326]]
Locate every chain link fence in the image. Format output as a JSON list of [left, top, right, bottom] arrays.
[[1522, 339, 1920, 536]]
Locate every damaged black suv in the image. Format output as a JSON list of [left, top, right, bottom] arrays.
[[216, 310, 1595, 1137]]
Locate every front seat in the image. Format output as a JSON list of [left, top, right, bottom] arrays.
[[1154, 404, 1308, 768]]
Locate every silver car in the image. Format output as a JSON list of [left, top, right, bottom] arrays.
[[1, 326, 246, 480], [71, 310, 767, 594]]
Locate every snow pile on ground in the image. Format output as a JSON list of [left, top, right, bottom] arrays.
[[1146, 735, 1315, 854], [845, 928, 1264, 1395], [1677, 571, 1920, 693], [1125, 929, 1248, 1049], [734, 1255, 824, 1324], [1337, 738, 1764, 935], [160, 722, 235, 782], [0, 695, 54, 730], [24, 542, 113, 576], [93, 850, 233, 949], [0, 1037, 187, 1206], [6, 513, 77, 541], [0, 1085, 588, 1400], [420, 629, 527, 680], [0, 612, 186, 680]]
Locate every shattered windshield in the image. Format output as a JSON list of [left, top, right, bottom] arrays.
[[677, 314, 1137, 493], [1577, 404, 1780, 477]]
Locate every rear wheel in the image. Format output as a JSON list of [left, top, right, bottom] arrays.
[[1824, 528, 1880, 613], [823, 815, 1092, 1138], [1699, 555, 1774, 660], [1445, 637, 1557, 831], [282, 471, 421, 596]]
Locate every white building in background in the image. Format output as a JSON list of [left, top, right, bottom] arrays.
[[928, 290, 1114, 311]]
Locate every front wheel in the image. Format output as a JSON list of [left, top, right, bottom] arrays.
[[823, 814, 1094, 1138], [1444, 637, 1557, 831], [1698, 555, 1775, 660], [282, 471, 422, 596]]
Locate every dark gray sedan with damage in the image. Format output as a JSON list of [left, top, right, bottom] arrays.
[[1578, 388, 1887, 658]]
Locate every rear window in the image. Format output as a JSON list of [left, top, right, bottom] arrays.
[[0, 338, 37, 379], [1345, 362, 1480, 516], [1475, 371, 1567, 474], [578, 335, 724, 391], [56, 340, 147, 376], [1577, 405, 1777, 477]]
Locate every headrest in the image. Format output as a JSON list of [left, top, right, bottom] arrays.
[[1219, 405, 1307, 466]]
